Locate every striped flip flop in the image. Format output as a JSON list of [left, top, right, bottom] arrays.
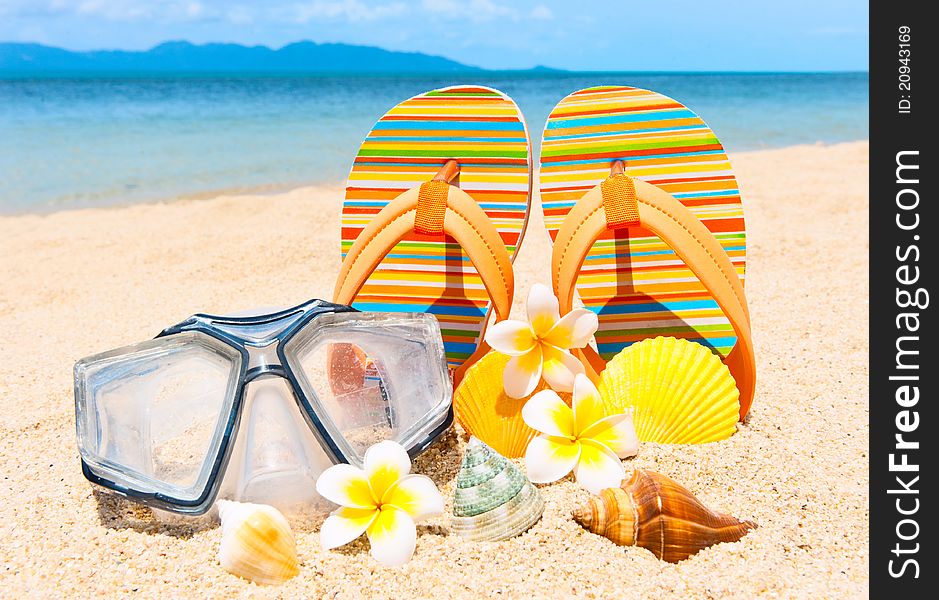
[[334, 86, 532, 382], [541, 86, 756, 418]]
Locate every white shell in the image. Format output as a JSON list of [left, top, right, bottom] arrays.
[[217, 500, 299, 585]]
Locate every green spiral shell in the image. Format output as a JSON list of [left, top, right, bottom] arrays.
[[450, 437, 544, 541]]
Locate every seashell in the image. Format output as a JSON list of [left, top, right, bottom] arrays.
[[217, 500, 300, 585], [572, 469, 756, 563], [453, 351, 545, 458], [450, 437, 544, 541], [597, 336, 740, 444]]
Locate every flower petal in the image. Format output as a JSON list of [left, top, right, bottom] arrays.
[[525, 435, 581, 484], [503, 346, 543, 399], [485, 320, 537, 356], [381, 474, 444, 521], [527, 283, 561, 337], [542, 308, 598, 350], [320, 506, 378, 550], [315, 464, 377, 508], [364, 440, 412, 500], [366, 506, 417, 568], [581, 413, 639, 459], [574, 439, 626, 495], [572, 373, 607, 436], [521, 389, 574, 438], [540, 345, 584, 393]]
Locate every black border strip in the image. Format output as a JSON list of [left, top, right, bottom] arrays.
[[870, 1, 935, 594]]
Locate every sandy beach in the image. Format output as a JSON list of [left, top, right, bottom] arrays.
[[0, 141, 869, 598]]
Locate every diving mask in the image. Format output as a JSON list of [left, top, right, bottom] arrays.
[[74, 299, 453, 515]]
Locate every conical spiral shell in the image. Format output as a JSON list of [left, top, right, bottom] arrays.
[[217, 500, 299, 585], [572, 469, 756, 563], [597, 337, 740, 444], [453, 351, 550, 458], [450, 437, 544, 541]]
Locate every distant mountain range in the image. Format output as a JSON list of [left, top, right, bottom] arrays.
[[0, 41, 521, 73]]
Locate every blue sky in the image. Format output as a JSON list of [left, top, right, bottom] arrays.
[[0, 0, 868, 71]]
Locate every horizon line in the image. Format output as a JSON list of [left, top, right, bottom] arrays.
[[0, 69, 871, 75], [0, 40, 869, 74]]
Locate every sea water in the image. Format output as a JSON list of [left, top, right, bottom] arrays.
[[0, 72, 867, 213]]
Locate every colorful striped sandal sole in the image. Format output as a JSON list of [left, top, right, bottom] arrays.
[[541, 85, 746, 360]]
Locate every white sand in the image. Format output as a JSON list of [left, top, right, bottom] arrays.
[[0, 141, 869, 598]]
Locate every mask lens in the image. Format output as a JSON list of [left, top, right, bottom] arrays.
[[283, 312, 451, 464], [295, 341, 396, 456], [75, 332, 242, 503]]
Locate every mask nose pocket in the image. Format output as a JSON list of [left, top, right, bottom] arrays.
[[218, 378, 334, 513]]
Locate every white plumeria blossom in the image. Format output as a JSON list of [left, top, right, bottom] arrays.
[[522, 374, 639, 494], [316, 440, 444, 567], [485, 283, 599, 398]]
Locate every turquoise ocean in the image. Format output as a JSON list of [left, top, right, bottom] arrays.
[[0, 72, 867, 213]]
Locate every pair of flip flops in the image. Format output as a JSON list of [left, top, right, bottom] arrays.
[[333, 85, 755, 419]]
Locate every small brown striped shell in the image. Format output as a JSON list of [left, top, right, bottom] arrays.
[[572, 469, 756, 563]]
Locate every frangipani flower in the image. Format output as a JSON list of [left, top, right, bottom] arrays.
[[485, 283, 598, 398], [523, 374, 639, 494], [316, 440, 443, 567]]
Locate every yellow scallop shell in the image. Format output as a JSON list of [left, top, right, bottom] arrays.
[[597, 337, 740, 444], [453, 351, 561, 458]]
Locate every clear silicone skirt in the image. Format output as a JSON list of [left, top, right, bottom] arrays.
[[74, 300, 453, 516]]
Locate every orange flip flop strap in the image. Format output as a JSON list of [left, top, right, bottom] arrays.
[[334, 184, 514, 381], [551, 177, 756, 419]]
